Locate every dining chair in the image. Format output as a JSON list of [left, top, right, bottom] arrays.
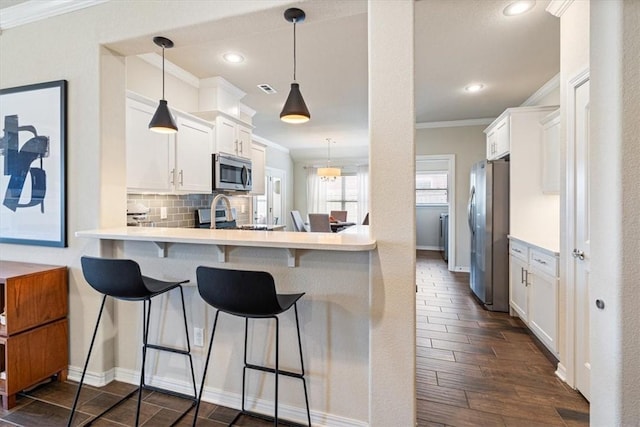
[[290, 210, 308, 232], [308, 213, 332, 232], [330, 210, 348, 222]]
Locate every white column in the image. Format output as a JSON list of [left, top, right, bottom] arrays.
[[368, 1, 416, 426], [590, 0, 640, 424]]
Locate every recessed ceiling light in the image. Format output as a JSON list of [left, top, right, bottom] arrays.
[[222, 52, 244, 63], [503, 0, 536, 16], [465, 84, 484, 93]]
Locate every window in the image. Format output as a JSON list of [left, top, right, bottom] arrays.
[[416, 171, 448, 205], [325, 174, 359, 221]]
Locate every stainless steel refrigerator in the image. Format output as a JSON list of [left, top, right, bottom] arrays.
[[468, 159, 509, 312]]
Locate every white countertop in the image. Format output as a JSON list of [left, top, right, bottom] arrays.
[[76, 225, 376, 252]]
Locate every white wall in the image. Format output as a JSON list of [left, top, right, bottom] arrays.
[[590, 0, 640, 424], [415, 125, 486, 269]]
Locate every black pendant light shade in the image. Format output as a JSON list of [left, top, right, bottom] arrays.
[[149, 99, 177, 133], [149, 36, 178, 134], [280, 8, 310, 124], [280, 83, 310, 124]]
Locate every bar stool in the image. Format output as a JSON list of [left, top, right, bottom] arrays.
[[68, 256, 198, 427], [193, 266, 311, 426]]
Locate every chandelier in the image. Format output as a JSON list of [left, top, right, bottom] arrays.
[[318, 138, 341, 182]]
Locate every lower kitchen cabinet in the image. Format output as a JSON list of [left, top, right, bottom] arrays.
[[509, 242, 529, 322], [509, 238, 559, 355]]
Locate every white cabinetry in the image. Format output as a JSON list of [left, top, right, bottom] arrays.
[[174, 114, 213, 193], [486, 116, 510, 160], [509, 238, 559, 355], [509, 240, 529, 322], [540, 108, 561, 194], [215, 115, 252, 159], [126, 92, 213, 194], [250, 142, 266, 195]]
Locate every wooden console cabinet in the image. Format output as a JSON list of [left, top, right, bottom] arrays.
[[0, 261, 69, 409]]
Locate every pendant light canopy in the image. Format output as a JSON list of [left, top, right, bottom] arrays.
[[280, 8, 310, 124], [149, 36, 178, 134], [318, 138, 340, 181]]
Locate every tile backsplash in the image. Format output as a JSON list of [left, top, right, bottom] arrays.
[[127, 193, 252, 227]]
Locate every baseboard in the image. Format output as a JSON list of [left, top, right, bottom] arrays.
[[67, 365, 367, 427], [416, 245, 442, 251], [67, 365, 115, 387], [555, 362, 568, 383]]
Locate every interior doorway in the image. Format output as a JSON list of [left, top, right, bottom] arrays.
[[416, 155, 456, 270], [253, 167, 286, 227]]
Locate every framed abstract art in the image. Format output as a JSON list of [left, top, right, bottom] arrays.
[[0, 80, 67, 247]]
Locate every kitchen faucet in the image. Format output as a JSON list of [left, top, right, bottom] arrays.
[[210, 193, 233, 229]]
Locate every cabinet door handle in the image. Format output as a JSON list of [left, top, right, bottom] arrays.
[[525, 269, 530, 286], [179, 170, 184, 185], [513, 248, 522, 254], [170, 168, 175, 185], [521, 267, 525, 284], [533, 258, 547, 265]]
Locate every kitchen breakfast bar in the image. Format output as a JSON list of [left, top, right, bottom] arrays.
[[75, 225, 376, 425]]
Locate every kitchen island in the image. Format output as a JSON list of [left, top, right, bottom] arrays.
[[75, 225, 375, 425]]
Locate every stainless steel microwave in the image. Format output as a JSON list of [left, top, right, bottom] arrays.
[[212, 153, 252, 192]]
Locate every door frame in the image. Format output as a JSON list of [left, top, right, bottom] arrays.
[[415, 154, 456, 270], [561, 68, 590, 389]]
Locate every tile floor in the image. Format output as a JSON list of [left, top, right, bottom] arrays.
[[416, 250, 590, 426]]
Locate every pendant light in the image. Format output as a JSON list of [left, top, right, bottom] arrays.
[[149, 36, 178, 134], [318, 138, 340, 181], [280, 8, 310, 124]]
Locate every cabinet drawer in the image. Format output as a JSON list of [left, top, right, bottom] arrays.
[[510, 241, 528, 261], [529, 249, 558, 277]]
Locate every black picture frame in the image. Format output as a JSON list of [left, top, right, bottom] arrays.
[[0, 80, 67, 247]]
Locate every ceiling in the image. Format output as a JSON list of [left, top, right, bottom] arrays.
[[1, 0, 560, 162]]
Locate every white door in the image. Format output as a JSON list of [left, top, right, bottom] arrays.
[[572, 78, 591, 401], [253, 168, 285, 226]]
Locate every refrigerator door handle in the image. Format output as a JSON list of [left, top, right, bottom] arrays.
[[467, 187, 475, 234]]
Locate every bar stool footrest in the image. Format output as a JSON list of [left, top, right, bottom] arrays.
[[142, 384, 197, 402], [230, 409, 309, 427], [245, 362, 304, 379], [145, 343, 191, 356]]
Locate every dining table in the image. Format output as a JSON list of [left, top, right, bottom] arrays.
[[331, 221, 356, 232]]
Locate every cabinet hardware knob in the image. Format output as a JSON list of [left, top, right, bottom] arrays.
[[595, 299, 605, 309]]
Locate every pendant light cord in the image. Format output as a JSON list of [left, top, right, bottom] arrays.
[[293, 19, 297, 82], [161, 45, 166, 100]]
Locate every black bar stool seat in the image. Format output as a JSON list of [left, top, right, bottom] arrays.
[[68, 256, 198, 427], [193, 266, 311, 426]]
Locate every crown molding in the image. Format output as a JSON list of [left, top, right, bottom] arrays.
[[546, 0, 574, 17], [520, 73, 560, 107], [136, 53, 201, 88], [416, 118, 495, 129], [0, 0, 108, 31], [251, 134, 290, 154]]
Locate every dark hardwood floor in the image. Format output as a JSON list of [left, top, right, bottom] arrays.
[[0, 250, 589, 426], [416, 250, 589, 427]]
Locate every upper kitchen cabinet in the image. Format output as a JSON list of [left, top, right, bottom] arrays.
[[215, 115, 253, 159], [126, 91, 213, 194], [174, 113, 214, 193], [485, 116, 510, 160], [193, 77, 255, 159], [126, 94, 174, 193]]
